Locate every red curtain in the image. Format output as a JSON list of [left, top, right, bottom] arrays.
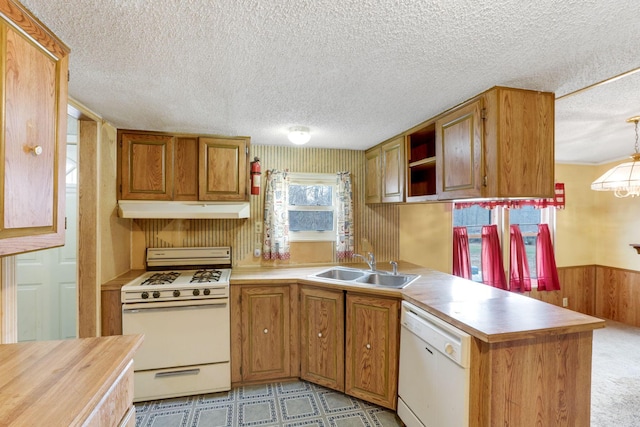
[[481, 225, 507, 289], [536, 224, 561, 291], [453, 227, 472, 279], [509, 225, 531, 292]]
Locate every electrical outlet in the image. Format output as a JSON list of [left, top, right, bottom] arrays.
[[254, 248, 261, 258], [562, 297, 568, 307], [255, 221, 263, 234]]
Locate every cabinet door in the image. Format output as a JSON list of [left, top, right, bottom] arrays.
[[120, 133, 174, 200], [345, 293, 399, 410], [300, 286, 344, 391], [0, 12, 68, 255], [174, 137, 198, 201], [381, 137, 405, 203], [364, 148, 381, 204], [436, 99, 483, 200], [199, 137, 248, 201], [241, 286, 291, 381]]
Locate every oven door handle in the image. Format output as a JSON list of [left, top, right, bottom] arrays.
[[123, 300, 228, 313]]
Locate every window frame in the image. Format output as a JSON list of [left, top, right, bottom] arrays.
[[287, 172, 337, 242]]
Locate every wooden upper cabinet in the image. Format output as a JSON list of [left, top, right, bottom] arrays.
[[345, 293, 399, 410], [240, 285, 291, 382], [364, 148, 381, 204], [365, 135, 405, 204], [199, 137, 249, 201], [436, 99, 483, 199], [118, 131, 250, 202], [436, 87, 555, 200], [300, 286, 345, 392], [0, 1, 69, 256], [120, 133, 174, 200], [381, 136, 404, 203], [486, 87, 555, 198], [406, 123, 437, 201], [173, 137, 198, 201]]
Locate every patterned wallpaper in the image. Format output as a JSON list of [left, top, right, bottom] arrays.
[[134, 144, 400, 266]]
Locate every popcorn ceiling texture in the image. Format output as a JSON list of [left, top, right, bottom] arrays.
[[20, 0, 640, 163]]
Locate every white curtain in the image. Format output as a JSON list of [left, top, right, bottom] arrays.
[[336, 172, 354, 259], [262, 170, 290, 260]]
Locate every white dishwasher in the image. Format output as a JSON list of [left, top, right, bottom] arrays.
[[397, 301, 471, 427]]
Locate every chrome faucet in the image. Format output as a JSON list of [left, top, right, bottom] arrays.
[[389, 261, 398, 275], [354, 252, 376, 271]]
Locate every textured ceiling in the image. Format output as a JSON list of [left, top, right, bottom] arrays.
[[19, 0, 640, 164]]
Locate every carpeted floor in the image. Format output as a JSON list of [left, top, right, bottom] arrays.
[[135, 380, 402, 427], [591, 319, 640, 427], [135, 320, 640, 427]]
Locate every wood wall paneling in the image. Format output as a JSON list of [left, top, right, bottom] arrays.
[[528, 265, 596, 316], [78, 120, 99, 337], [474, 331, 593, 426], [595, 265, 640, 326]]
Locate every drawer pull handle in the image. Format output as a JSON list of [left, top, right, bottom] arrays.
[[263, 328, 268, 334], [155, 368, 201, 378], [318, 332, 322, 338], [366, 343, 371, 349]]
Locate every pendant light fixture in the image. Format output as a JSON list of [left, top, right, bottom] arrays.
[[287, 126, 311, 145], [591, 116, 640, 197]]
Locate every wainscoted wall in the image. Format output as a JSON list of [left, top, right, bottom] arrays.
[[527, 264, 640, 328], [595, 265, 640, 326], [131, 145, 400, 268], [528, 265, 596, 316]]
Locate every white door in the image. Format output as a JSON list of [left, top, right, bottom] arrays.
[[16, 117, 78, 342]]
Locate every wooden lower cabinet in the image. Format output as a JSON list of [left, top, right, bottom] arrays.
[[345, 293, 399, 410], [232, 284, 400, 410], [240, 285, 292, 382], [300, 286, 344, 391]]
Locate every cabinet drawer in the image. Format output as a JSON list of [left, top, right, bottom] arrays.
[[133, 362, 230, 402]]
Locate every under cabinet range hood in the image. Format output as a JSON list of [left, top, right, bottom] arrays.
[[117, 200, 250, 219]]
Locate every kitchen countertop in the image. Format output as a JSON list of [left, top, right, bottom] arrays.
[[102, 262, 604, 343], [0, 334, 143, 426], [230, 262, 605, 343]]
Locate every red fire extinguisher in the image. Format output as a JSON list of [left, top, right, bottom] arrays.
[[250, 157, 261, 195]]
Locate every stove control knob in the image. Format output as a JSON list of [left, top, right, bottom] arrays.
[[173, 290, 181, 297], [141, 292, 149, 299], [193, 289, 200, 296], [204, 289, 211, 296], [153, 291, 161, 299]]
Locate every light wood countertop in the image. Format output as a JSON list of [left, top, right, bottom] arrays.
[[231, 262, 605, 343], [0, 334, 143, 426], [100, 262, 604, 343]]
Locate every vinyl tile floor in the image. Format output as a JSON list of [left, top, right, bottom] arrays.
[[135, 380, 404, 427]]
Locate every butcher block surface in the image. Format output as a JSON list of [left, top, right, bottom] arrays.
[[0, 334, 143, 426]]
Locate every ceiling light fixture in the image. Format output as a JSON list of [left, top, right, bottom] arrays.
[[288, 126, 311, 145], [591, 116, 640, 197]]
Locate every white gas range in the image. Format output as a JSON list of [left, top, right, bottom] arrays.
[[121, 246, 232, 402]]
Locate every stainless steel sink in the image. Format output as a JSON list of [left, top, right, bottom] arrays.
[[355, 272, 418, 288], [309, 267, 419, 289], [314, 267, 366, 281]]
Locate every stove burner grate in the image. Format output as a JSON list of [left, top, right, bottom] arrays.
[[140, 272, 181, 286], [191, 269, 222, 283]]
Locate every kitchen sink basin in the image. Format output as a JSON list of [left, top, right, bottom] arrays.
[[355, 272, 418, 288], [309, 267, 419, 289], [314, 267, 365, 281]]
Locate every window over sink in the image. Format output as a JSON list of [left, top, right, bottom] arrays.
[[287, 173, 337, 242]]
